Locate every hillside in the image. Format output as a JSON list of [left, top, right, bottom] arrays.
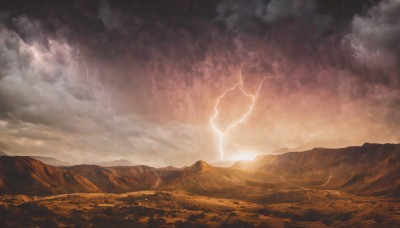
[[161, 160, 284, 200], [95, 159, 136, 167], [234, 143, 400, 197], [0, 144, 398, 199], [67, 160, 285, 201], [29, 156, 71, 166], [67, 165, 161, 193], [0, 156, 100, 195]]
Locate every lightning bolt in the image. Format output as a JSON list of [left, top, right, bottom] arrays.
[[209, 64, 270, 161], [68, 49, 111, 113], [83, 63, 112, 112], [66, 49, 111, 112]]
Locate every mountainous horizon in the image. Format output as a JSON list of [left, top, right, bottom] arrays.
[[1, 142, 399, 226], [1, 143, 398, 198], [1, 142, 394, 168]]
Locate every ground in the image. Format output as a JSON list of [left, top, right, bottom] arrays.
[[0, 190, 399, 227]]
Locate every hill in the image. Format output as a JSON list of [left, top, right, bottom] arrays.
[[68, 160, 285, 201], [67, 165, 161, 193], [95, 159, 136, 167], [233, 143, 400, 197], [0, 144, 398, 199], [0, 156, 100, 195], [161, 160, 282, 199], [29, 156, 71, 166]]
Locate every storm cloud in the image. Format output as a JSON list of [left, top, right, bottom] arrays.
[[0, 0, 398, 166], [348, 0, 400, 70]]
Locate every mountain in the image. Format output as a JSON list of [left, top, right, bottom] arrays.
[[95, 159, 136, 167], [67, 160, 285, 201], [67, 165, 161, 193], [0, 151, 7, 156], [234, 143, 400, 197], [0, 144, 398, 199], [29, 156, 71, 166], [162, 161, 261, 196], [0, 156, 100, 195]]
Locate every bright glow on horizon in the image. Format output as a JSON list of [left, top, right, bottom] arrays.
[[231, 151, 257, 161]]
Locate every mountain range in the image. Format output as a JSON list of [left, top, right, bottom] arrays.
[[0, 143, 398, 199], [28, 156, 71, 166], [0, 156, 100, 195], [95, 159, 136, 167]]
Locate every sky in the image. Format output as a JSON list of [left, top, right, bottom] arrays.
[[0, 0, 399, 167]]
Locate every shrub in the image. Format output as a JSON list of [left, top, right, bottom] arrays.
[[147, 217, 166, 228], [41, 218, 58, 228], [256, 208, 270, 215], [321, 217, 334, 226], [334, 212, 352, 222], [187, 212, 206, 221]]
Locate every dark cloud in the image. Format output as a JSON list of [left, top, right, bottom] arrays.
[[97, 0, 122, 30], [0, 12, 214, 166], [216, 0, 317, 31], [348, 0, 400, 71]]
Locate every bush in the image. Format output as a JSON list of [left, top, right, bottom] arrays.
[[334, 212, 352, 222], [41, 218, 58, 228], [18, 202, 50, 215], [321, 217, 334, 226], [210, 216, 220, 221], [187, 213, 206, 221], [103, 207, 113, 216], [256, 208, 270, 215], [302, 209, 325, 222], [148, 217, 166, 228], [220, 219, 254, 228]]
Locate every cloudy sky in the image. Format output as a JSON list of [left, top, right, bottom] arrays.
[[0, 0, 399, 167]]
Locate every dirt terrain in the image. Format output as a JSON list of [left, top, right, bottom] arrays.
[[0, 190, 399, 227]]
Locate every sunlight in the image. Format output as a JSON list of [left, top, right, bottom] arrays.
[[231, 151, 257, 161]]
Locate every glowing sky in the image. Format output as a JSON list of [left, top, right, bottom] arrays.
[[0, 0, 399, 167]]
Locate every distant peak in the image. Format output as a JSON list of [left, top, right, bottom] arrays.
[[190, 160, 210, 171], [362, 142, 396, 147], [362, 142, 376, 146], [96, 159, 136, 167], [193, 160, 208, 166]]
